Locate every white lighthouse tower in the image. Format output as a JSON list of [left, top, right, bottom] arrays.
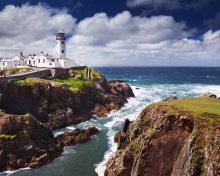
[[56, 30, 66, 58]]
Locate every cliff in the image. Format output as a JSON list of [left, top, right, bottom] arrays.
[[0, 67, 134, 130], [0, 67, 134, 172], [0, 111, 98, 171], [105, 97, 220, 176]]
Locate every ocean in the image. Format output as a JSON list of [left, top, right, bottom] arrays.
[[1, 67, 220, 176]]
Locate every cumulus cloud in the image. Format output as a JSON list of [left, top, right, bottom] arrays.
[[67, 11, 220, 66], [0, 4, 220, 66], [0, 3, 76, 56], [70, 11, 187, 47]]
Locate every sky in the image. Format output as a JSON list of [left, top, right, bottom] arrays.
[[0, 0, 220, 66]]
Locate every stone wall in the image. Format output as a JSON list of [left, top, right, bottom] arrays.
[[0, 66, 87, 85], [50, 66, 87, 78], [0, 70, 51, 84]]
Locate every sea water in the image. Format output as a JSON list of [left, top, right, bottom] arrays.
[[1, 67, 220, 176]]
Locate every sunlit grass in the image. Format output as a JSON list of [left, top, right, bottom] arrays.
[[52, 77, 94, 91], [154, 97, 220, 128]]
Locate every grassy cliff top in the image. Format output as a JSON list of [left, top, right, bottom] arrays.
[[53, 67, 103, 91], [152, 97, 220, 128], [13, 77, 49, 87], [12, 67, 103, 91]]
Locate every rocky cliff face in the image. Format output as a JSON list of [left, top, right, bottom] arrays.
[[0, 76, 134, 130], [105, 97, 220, 176], [0, 111, 98, 172]]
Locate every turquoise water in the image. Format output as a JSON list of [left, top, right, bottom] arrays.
[[1, 67, 220, 176]]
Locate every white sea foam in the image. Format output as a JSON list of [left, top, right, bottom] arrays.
[[0, 167, 30, 176]]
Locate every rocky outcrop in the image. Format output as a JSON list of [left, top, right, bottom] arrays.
[[108, 80, 135, 98], [105, 98, 220, 176], [0, 76, 134, 130], [163, 95, 177, 101], [93, 80, 135, 117], [202, 92, 217, 98], [55, 127, 98, 147], [0, 111, 98, 172]]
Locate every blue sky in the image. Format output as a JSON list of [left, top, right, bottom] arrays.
[[0, 0, 220, 66]]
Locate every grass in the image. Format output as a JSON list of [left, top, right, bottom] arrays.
[[157, 97, 220, 116], [68, 68, 87, 79], [0, 133, 17, 140], [52, 77, 94, 91], [154, 97, 220, 128], [0, 68, 34, 75], [68, 67, 103, 80], [13, 78, 49, 87], [89, 68, 103, 79]]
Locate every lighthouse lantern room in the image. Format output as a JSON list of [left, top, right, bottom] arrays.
[[56, 30, 66, 58]]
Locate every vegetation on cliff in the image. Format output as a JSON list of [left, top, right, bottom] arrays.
[[157, 97, 220, 127], [53, 67, 104, 91], [0, 68, 34, 76], [0, 67, 134, 131], [13, 77, 49, 87], [105, 97, 220, 176]]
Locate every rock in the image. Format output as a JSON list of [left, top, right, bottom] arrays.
[[114, 131, 121, 143], [122, 118, 130, 133], [0, 111, 98, 172], [202, 92, 217, 98], [0, 74, 134, 130], [105, 99, 220, 176], [108, 80, 135, 98], [163, 95, 177, 101], [55, 127, 98, 146], [0, 113, 61, 172]]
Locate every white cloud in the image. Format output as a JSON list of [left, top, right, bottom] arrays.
[[0, 3, 76, 56], [68, 11, 220, 66], [0, 4, 219, 66], [70, 11, 187, 47]]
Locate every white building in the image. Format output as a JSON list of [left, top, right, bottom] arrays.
[[1, 31, 76, 70], [0, 55, 25, 70]]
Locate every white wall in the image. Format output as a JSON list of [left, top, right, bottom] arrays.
[[56, 40, 66, 58], [0, 60, 13, 70]]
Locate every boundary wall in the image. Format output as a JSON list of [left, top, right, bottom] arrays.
[[0, 66, 87, 85]]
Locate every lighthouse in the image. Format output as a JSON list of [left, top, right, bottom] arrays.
[[56, 30, 66, 58]]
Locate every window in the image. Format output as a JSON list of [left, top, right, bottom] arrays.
[[62, 50, 64, 53], [49, 63, 52, 65], [33, 61, 35, 65], [62, 41, 64, 44], [43, 59, 45, 63], [3, 63, 4, 66], [51, 59, 55, 62]]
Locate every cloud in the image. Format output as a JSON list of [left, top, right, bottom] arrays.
[[0, 3, 76, 56], [0, 4, 219, 66], [126, 0, 180, 10], [204, 12, 220, 28], [126, 0, 215, 11], [70, 11, 187, 47], [185, 0, 214, 9], [67, 11, 220, 66]]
